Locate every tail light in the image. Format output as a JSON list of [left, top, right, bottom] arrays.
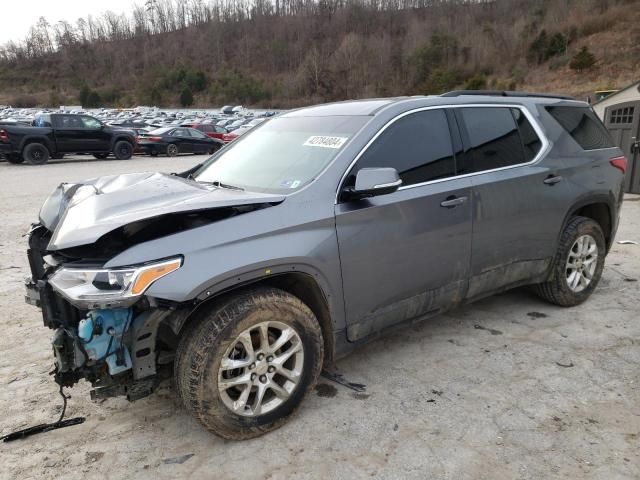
[[609, 155, 627, 174], [146, 136, 162, 142], [0, 129, 9, 143]]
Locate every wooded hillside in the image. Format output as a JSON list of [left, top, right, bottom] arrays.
[[0, 0, 638, 108]]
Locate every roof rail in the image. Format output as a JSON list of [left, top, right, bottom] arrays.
[[441, 90, 575, 100]]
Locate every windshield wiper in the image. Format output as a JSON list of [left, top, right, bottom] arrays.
[[199, 180, 245, 191]]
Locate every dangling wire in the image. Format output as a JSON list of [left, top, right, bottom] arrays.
[[1, 383, 85, 442], [56, 384, 70, 424]]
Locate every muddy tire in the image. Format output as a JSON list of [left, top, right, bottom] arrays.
[[6, 153, 24, 164], [23, 143, 50, 165], [113, 141, 133, 160], [174, 288, 323, 440], [534, 216, 606, 307]]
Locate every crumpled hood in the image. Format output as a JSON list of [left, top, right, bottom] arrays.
[[40, 172, 285, 250]]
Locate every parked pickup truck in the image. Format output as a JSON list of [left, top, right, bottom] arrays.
[[0, 113, 136, 165]]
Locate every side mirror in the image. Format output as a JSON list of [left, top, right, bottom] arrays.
[[343, 167, 402, 200]]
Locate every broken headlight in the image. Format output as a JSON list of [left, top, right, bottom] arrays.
[[49, 257, 182, 306]]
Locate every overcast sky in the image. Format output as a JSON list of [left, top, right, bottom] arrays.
[[1, 0, 137, 45]]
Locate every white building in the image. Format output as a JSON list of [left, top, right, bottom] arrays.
[[592, 80, 640, 120]]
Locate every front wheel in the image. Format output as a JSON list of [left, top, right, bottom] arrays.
[[174, 288, 324, 440], [534, 216, 606, 306]]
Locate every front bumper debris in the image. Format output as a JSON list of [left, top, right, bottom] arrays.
[[24, 224, 172, 401], [24, 279, 41, 307]]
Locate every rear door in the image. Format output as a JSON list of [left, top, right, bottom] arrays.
[[335, 108, 473, 341], [454, 105, 573, 299], [53, 114, 85, 151]]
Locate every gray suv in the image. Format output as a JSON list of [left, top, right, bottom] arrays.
[[25, 92, 626, 439]]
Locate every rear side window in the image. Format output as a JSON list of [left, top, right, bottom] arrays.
[[545, 106, 614, 150], [354, 109, 455, 186], [33, 116, 52, 127], [457, 107, 526, 173]]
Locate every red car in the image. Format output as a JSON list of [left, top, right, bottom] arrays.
[[181, 123, 228, 141], [222, 125, 252, 144]]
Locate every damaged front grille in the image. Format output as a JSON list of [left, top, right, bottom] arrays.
[[26, 224, 83, 330]]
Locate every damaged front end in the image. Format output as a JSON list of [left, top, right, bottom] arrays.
[[26, 225, 180, 400], [25, 172, 284, 402]]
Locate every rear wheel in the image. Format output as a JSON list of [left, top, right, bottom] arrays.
[[23, 143, 50, 165], [113, 141, 133, 160], [6, 153, 24, 164], [93, 152, 109, 160], [174, 288, 324, 440], [534, 216, 606, 306], [166, 143, 179, 157]]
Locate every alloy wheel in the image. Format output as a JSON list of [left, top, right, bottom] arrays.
[[566, 234, 598, 293], [217, 321, 304, 417]]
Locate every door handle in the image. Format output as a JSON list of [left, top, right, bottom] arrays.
[[440, 196, 467, 208], [543, 175, 563, 185]]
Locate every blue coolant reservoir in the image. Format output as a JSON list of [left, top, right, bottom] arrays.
[[77, 308, 133, 375]]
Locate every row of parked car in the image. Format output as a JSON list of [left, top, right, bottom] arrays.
[[0, 105, 278, 164]]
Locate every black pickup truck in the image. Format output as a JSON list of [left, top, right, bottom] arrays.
[[0, 113, 136, 165]]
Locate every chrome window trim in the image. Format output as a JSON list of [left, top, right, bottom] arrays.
[[334, 103, 551, 204]]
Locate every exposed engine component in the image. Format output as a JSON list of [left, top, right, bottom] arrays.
[[77, 308, 133, 375]]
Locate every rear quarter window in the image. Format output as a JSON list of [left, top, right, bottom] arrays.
[[545, 106, 614, 150]]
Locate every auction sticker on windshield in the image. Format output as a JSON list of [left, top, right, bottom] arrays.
[[303, 136, 348, 149]]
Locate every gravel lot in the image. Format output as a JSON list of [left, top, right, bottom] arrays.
[[0, 154, 639, 480]]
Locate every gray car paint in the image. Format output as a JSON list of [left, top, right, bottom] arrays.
[[41, 172, 285, 250], [40, 95, 625, 351]]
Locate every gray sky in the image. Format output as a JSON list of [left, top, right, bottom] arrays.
[[1, 0, 137, 45]]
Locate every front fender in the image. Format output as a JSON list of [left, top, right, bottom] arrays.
[[103, 200, 346, 330]]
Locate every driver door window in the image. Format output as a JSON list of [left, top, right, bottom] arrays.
[[80, 116, 102, 129], [350, 109, 456, 188]]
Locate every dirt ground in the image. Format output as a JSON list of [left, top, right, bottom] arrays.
[[0, 154, 638, 480]]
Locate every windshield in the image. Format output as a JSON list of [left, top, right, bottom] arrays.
[[194, 115, 368, 193]]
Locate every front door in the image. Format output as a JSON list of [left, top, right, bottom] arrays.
[[188, 128, 214, 153], [604, 101, 640, 193], [79, 116, 111, 151], [171, 128, 193, 153], [335, 109, 473, 341]]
